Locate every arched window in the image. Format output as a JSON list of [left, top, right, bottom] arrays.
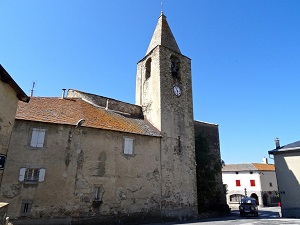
[[229, 194, 244, 202], [145, 58, 151, 80], [170, 56, 180, 78]]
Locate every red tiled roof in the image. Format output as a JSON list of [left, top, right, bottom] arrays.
[[252, 163, 275, 171], [16, 97, 161, 137]]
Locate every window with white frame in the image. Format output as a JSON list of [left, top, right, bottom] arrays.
[[30, 128, 46, 148], [124, 137, 133, 155], [19, 168, 46, 183]]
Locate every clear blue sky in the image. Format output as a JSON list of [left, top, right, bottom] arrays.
[[1, 1, 299, 164]]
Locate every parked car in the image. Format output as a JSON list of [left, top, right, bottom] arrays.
[[239, 197, 258, 217]]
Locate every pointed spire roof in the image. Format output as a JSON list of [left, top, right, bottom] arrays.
[[146, 12, 181, 55]]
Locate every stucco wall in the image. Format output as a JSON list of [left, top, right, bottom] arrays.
[[222, 170, 278, 207], [274, 151, 300, 217], [0, 120, 162, 219], [0, 81, 19, 184]]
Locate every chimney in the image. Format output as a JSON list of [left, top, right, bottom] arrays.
[[275, 137, 280, 149], [105, 99, 109, 110], [62, 88, 66, 99], [262, 157, 268, 164]]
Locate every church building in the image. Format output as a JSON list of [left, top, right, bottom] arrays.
[[0, 13, 225, 222]]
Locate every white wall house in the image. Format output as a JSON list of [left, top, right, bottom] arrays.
[[269, 139, 300, 218], [222, 159, 279, 208]]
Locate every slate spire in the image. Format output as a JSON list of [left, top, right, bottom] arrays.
[[146, 12, 181, 55]]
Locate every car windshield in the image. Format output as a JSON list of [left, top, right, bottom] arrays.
[[241, 199, 256, 204]]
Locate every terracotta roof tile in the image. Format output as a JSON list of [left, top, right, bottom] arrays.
[[252, 163, 275, 171], [16, 97, 161, 137]]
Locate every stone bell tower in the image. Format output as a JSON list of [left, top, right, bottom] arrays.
[[136, 13, 197, 216]]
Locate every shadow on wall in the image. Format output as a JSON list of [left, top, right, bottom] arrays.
[[275, 152, 300, 218]]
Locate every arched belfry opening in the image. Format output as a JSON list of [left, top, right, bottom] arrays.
[[145, 58, 151, 80], [170, 55, 180, 79]]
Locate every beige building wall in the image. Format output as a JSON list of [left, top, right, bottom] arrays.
[[0, 81, 20, 182], [0, 120, 162, 219], [274, 151, 300, 217]]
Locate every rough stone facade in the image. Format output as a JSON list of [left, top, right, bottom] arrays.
[[194, 121, 226, 210], [1, 120, 161, 219], [136, 44, 197, 216]]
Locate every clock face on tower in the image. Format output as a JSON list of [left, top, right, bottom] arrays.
[[173, 85, 181, 97]]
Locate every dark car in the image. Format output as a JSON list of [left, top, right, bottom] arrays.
[[239, 197, 258, 217]]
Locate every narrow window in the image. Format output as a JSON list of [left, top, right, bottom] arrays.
[[30, 128, 46, 148], [236, 180, 241, 186], [145, 58, 151, 80], [170, 56, 180, 78], [95, 187, 100, 200], [269, 182, 273, 187], [250, 179, 256, 186], [20, 199, 32, 216], [124, 138, 133, 155]]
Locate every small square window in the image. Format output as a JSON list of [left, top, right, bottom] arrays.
[[250, 179, 256, 186], [236, 180, 241, 186]]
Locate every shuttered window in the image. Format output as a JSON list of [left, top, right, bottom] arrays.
[[30, 128, 46, 148], [19, 168, 46, 183], [124, 138, 133, 155]]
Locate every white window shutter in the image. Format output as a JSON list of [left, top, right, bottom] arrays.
[[124, 138, 133, 155], [38, 168, 46, 182], [36, 129, 46, 148], [30, 129, 39, 147], [19, 168, 26, 181]]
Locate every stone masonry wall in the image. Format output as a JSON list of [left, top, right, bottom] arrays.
[[0, 120, 162, 219]]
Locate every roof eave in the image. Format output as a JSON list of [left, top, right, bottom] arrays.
[[269, 147, 300, 155], [0, 64, 30, 103]]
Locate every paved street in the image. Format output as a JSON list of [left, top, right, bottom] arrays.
[[146, 207, 300, 225]]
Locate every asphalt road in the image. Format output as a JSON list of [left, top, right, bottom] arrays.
[[147, 207, 300, 225]]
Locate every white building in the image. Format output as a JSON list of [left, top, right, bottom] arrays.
[[222, 159, 279, 208]]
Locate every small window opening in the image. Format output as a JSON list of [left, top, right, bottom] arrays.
[[250, 171, 253, 174], [25, 169, 39, 182], [170, 56, 180, 78], [145, 58, 151, 80], [20, 199, 32, 216], [235, 171, 239, 174]]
